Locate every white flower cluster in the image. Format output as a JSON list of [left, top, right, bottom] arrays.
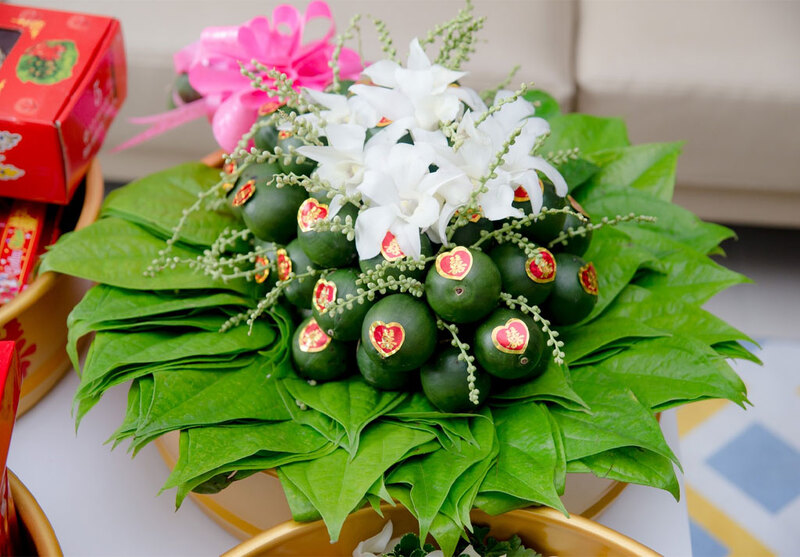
[[298, 39, 567, 260]]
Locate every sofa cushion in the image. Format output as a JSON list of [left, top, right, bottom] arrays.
[[576, 0, 800, 225]]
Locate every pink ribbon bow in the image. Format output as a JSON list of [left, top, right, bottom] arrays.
[[116, 1, 363, 153]]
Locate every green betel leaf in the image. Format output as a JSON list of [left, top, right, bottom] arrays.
[[387, 410, 495, 542], [69, 284, 248, 329], [479, 403, 566, 513], [712, 341, 762, 365], [163, 420, 331, 491], [276, 469, 323, 522], [596, 335, 748, 410], [562, 315, 668, 365], [579, 227, 657, 321], [101, 163, 237, 248], [567, 446, 680, 500], [282, 376, 407, 455], [133, 360, 292, 444], [76, 320, 276, 406], [278, 422, 437, 542], [473, 491, 532, 516], [632, 236, 750, 306], [577, 188, 735, 256], [551, 369, 678, 464], [108, 378, 143, 447], [40, 217, 252, 294], [522, 89, 560, 121], [492, 359, 587, 412], [579, 142, 682, 201], [542, 114, 630, 156], [430, 512, 468, 557], [602, 284, 755, 348]]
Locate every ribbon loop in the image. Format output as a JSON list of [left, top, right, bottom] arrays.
[[118, 2, 363, 153]]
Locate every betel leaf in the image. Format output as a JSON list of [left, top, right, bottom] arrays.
[[542, 114, 630, 156], [275, 380, 346, 446], [631, 234, 750, 306], [76, 320, 275, 404], [276, 469, 323, 522], [522, 89, 560, 121], [473, 491, 531, 517], [567, 445, 680, 500], [479, 403, 566, 513], [108, 379, 143, 448], [551, 369, 678, 464], [40, 217, 253, 294], [541, 407, 566, 496], [561, 316, 667, 365], [387, 410, 495, 542], [101, 162, 237, 247], [577, 188, 735, 256], [492, 359, 586, 412], [555, 158, 601, 191], [578, 227, 657, 321], [278, 421, 437, 542], [282, 375, 407, 455], [712, 341, 762, 365], [133, 359, 292, 443], [68, 284, 248, 333], [595, 335, 748, 410], [601, 284, 754, 348], [579, 142, 682, 202], [163, 420, 330, 492]]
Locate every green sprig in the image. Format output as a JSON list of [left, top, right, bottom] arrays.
[[499, 292, 565, 364], [547, 213, 658, 249], [437, 318, 480, 405]]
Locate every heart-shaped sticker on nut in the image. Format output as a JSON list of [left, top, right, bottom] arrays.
[[435, 247, 473, 281], [313, 278, 337, 314], [579, 262, 599, 296], [369, 321, 405, 358], [298, 319, 331, 353], [491, 318, 530, 354], [297, 198, 329, 232], [232, 180, 255, 207], [525, 248, 556, 283]]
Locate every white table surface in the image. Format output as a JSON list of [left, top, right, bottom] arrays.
[[9, 372, 692, 556]]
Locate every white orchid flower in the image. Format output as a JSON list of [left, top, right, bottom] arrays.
[[299, 88, 380, 130], [349, 39, 473, 130], [355, 142, 463, 259], [297, 122, 407, 215]]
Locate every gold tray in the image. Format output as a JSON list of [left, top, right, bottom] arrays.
[[8, 160, 104, 416], [223, 503, 659, 557], [9, 470, 63, 556]]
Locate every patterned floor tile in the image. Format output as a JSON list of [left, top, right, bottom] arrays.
[[708, 423, 800, 514], [690, 519, 729, 557]]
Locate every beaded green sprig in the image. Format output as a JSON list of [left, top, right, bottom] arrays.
[[548, 213, 657, 249], [325, 275, 425, 316], [436, 318, 481, 405], [499, 292, 565, 365]]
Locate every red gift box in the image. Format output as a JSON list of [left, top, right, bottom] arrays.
[[0, 3, 126, 204]]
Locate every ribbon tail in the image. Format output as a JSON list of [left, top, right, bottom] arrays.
[[111, 100, 210, 153]]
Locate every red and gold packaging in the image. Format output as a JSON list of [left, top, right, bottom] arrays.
[[0, 3, 126, 204], [0, 201, 46, 304]]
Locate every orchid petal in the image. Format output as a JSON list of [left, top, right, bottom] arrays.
[[355, 206, 397, 259]]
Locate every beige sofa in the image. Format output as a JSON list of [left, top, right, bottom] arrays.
[[34, 0, 799, 227]]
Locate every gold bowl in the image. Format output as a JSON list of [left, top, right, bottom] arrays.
[[9, 470, 62, 556], [7, 160, 104, 416], [222, 504, 659, 557]]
